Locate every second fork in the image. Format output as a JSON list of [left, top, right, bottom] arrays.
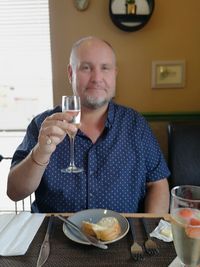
[[141, 218, 159, 256]]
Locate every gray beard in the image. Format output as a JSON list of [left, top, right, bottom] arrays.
[[82, 95, 110, 110]]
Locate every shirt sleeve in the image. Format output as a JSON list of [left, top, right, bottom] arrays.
[[11, 118, 39, 168], [139, 115, 170, 182], [11, 106, 61, 167], [11, 106, 61, 168]]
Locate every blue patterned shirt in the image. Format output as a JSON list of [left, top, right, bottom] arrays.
[[11, 101, 170, 213]]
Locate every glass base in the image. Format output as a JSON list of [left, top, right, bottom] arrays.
[[61, 166, 83, 173]]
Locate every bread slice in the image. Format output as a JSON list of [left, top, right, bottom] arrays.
[[82, 217, 121, 241]]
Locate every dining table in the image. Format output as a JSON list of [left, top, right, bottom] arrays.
[[0, 213, 176, 267]]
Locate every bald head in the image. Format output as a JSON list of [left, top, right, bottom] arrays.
[[69, 36, 116, 70]]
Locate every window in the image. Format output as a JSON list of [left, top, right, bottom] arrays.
[[0, 0, 53, 130]]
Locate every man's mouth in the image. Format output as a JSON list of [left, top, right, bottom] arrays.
[[86, 86, 106, 91]]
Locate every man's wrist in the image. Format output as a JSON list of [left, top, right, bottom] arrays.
[[30, 149, 49, 167]]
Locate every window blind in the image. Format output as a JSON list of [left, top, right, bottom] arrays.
[[0, 0, 53, 130]]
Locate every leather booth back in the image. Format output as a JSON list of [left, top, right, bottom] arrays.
[[168, 121, 200, 189]]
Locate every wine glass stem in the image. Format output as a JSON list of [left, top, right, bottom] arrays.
[[69, 135, 76, 168]]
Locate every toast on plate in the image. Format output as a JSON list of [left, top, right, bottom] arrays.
[[82, 217, 121, 241]]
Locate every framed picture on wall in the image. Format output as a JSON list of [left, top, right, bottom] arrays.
[[151, 60, 185, 89]]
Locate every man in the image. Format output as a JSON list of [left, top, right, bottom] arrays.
[[7, 36, 170, 213]]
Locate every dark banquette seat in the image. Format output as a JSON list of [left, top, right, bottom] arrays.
[[168, 121, 200, 189]]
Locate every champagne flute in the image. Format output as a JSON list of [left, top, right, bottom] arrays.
[[61, 95, 83, 173], [170, 185, 200, 267]]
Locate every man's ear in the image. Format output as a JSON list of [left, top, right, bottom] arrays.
[[67, 64, 73, 84]]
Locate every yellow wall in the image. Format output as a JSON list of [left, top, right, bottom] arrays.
[[49, 0, 200, 113]]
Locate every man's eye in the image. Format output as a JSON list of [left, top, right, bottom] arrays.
[[80, 65, 91, 71], [102, 65, 111, 70]]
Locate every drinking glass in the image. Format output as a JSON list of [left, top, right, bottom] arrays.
[[61, 95, 83, 173], [170, 185, 200, 267]]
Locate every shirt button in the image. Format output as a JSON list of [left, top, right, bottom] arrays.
[[89, 171, 94, 175], [89, 193, 93, 197]]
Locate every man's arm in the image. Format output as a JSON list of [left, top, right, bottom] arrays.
[[144, 178, 170, 213], [7, 145, 51, 201], [7, 112, 77, 202]]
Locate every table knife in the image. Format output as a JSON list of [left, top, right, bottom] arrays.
[[57, 215, 108, 249], [36, 215, 54, 267]]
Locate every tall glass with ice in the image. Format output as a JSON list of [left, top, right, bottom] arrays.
[[170, 185, 200, 267]]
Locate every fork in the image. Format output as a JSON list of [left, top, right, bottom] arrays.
[[141, 218, 159, 256], [128, 218, 144, 261]]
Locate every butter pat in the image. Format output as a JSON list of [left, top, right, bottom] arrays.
[[150, 219, 173, 242], [160, 227, 173, 239]]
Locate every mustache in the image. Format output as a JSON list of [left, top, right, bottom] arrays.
[[85, 85, 106, 91]]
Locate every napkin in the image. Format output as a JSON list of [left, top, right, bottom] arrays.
[[150, 219, 173, 242], [0, 212, 45, 256], [168, 257, 182, 267]]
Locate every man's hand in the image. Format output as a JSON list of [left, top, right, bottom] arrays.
[[37, 112, 78, 156]]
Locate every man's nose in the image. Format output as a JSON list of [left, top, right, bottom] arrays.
[[91, 68, 103, 82]]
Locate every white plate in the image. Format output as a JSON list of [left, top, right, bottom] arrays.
[[63, 209, 129, 245]]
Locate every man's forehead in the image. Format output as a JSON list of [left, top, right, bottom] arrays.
[[78, 60, 114, 66], [77, 46, 115, 64]]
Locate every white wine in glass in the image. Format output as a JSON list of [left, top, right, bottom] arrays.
[[170, 185, 200, 267], [61, 95, 83, 173]]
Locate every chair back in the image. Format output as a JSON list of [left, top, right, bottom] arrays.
[[0, 154, 33, 213], [168, 121, 200, 189]]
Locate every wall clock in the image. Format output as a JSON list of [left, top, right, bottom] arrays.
[[74, 0, 90, 11]]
